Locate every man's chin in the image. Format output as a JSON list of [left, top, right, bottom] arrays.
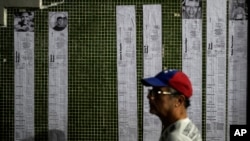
[[189, 15, 195, 18], [149, 108, 158, 115]]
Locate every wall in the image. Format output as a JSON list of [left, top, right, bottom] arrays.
[[1, 0, 207, 141]]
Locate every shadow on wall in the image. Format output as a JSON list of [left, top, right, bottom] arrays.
[[21, 129, 66, 141]]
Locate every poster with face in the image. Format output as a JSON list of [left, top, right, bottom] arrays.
[[14, 12, 34, 32], [182, 0, 202, 19], [49, 12, 68, 31], [48, 12, 68, 141], [182, 0, 203, 132], [230, 0, 248, 20], [14, 11, 34, 141], [227, 0, 248, 141]]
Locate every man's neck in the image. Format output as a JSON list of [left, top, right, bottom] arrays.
[[160, 108, 188, 128]]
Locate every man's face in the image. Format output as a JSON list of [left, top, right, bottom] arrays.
[[57, 18, 64, 27], [21, 13, 30, 24], [147, 87, 176, 118], [185, 0, 200, 18]]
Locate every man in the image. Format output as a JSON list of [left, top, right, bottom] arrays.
[[182, 0, 202, 19], [53, 16, 67, 31], [14, 12, 34, 32], [141, 69, 202, 141], [231, 0, 247, 20]]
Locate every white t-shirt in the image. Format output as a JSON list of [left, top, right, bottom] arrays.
[[159, 118, 202, 141]]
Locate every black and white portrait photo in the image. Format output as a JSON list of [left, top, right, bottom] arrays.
[[14, 12, 34, 32], [50, 13, 68, 31], [230, 0, 248, 20], [182, 0, 202, 19]]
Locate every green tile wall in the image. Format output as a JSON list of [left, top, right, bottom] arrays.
[[0, 0, 207, 141]]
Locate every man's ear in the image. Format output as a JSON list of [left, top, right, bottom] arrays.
[[176, 95, 186, 107]]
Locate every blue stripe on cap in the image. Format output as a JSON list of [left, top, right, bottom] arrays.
[[155, 69, 178, 83], [141, 69, 179, 87], [141, 77, 166, 87]]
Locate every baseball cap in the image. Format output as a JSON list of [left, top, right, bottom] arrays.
[[141, 69, 193, 98]]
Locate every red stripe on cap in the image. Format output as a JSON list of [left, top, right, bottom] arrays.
[[168, 72, 192, 98]]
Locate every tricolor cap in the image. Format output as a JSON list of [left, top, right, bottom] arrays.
[[141, 69, 193, 98]]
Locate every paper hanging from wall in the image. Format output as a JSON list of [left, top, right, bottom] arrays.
[[116, 6, 138, 141], [14, 11, 35, 141], [182, 0, 202, 132], [227, 0, 248, 140], [48, 12, 68, 141], [206, 0, 227, 141], [142, 4, 162, 141]]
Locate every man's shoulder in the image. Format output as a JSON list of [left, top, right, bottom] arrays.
[[167, 132, 191, 141], [168, 118, 202, 141], [167, 131, 202, 141], [168, 131, 202, 141]]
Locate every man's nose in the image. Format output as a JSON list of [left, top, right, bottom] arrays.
[[147, 93, 155, 100], [190, 7, 194, 11]]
